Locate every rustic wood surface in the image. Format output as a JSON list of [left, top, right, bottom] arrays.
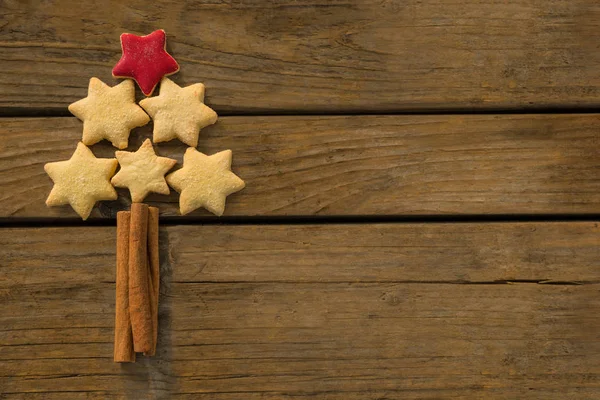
[[2, 0, 600, 114], [2, 114, 600, 219], [2, 223, 599, 286], [2, 1, 600, 398], [1, 223, 599, 398]]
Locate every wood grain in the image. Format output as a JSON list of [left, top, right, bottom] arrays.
[[2, 223, 598, 287], [2, 0, 600, 113], [1, 114, 600, 219], [1, 224, 599, 398]]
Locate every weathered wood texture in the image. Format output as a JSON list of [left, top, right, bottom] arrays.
[[2, 223, 599, 286], [1, 223, 599, 398], [2, 114, 599, 219], [2, 0, 600, 113]]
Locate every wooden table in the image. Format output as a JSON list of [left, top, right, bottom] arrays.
[[1, 1, 600, 398]]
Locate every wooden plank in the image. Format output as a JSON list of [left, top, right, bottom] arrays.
[[1, 114, 600, 219], [1, 224, 599, 397], [1, 283, 599, 399], [1, 222, 599, 287], [3, 283, 600, 399], [2, 0, 600, 113]]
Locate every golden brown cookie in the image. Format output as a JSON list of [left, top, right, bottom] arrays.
[[139, 77, 217, 147], [166, 148, 244, 216], [68, 78, 150, 149], [44, 142, 118, 220], [111, 139, 177, 202]]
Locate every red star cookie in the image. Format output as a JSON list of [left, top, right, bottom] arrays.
[[112, 29, 179, 96]]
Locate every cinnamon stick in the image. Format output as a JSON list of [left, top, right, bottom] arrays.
[[114, 211, 135, 362], [128, 203, 153, 353], [145, 206, 160, 356], [143, 263, 154, 356]]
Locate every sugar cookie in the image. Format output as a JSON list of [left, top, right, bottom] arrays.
[[112, 29, 179, 96], [112, 139, 177, 202], [139, 77, 217, 147], [68, 78, 149, 149], [166, 148, 244, 216], [45, 142, 118, 220]]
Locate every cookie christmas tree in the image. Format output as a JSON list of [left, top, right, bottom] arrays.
[[43, 29, 245, 362]]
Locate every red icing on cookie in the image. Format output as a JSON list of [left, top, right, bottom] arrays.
[[112, 29, 179, 96]]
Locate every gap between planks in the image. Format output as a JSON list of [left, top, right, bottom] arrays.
[[5, 107, 600, 118], [1, 214, 600, 229]]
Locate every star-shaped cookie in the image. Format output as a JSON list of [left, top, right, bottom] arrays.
[[111, 139, 177, 202], [166, 148, 245, 216], [68, 78, 150, 149], [44, 142, 118, 220], [139, 78, 218, 147], [112, 29, 179, 96]]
